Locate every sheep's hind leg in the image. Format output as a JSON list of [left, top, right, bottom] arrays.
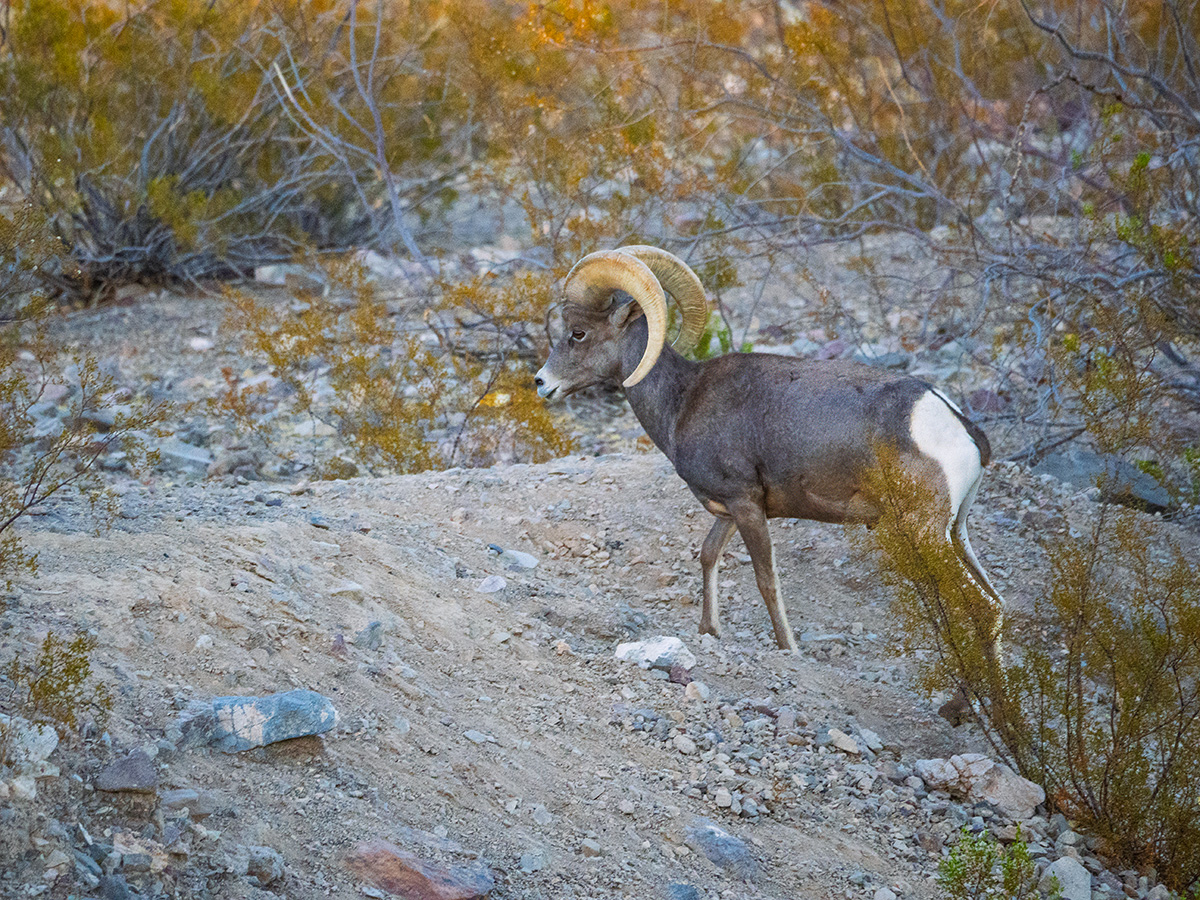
[[699, 517, 737, 637], [729, 502, 798, 653]]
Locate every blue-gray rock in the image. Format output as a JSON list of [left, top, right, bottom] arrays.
[[666, 884, 701, 900], [98, 875, 131, 900], [683, 817, 759, 881], [178, 690, 338, 752], [246, 845, 286, 885], [1033, 446, 1172, 510], [94, 750, 157, 793]]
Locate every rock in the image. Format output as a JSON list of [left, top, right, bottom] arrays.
[[914, 754, 1045, 819], [178, 690, 338, 752], [673, 734, 697, 755], [463, 730, 495, 745], [155, 437, 214, 471], [1145, 885, 1172, 900], [874, 889, 898, 900], [826, 728, 861, 755], [614, 636, 696, 672], [207, 449, 260, 478], [487, 544, 538, 570], [1033, 446, 1173, 511], [95, 750, 158, 793], [683, 817, 759, 881], [857, 727, 884, 752], [1038, 856, 1091, 900], [666, 885, 701, 900], [0, 715, 58, 766], [684, 681, 710, 701], [519, 850, 546, 873], [579, 838, 603, 858], [345, 840, 495, 900], [713, 788, 733, 808], [97, 875, 132, 900], [160, 788, 219, 818], [477, 575, 507, 593], [246, 845, 285, 885]]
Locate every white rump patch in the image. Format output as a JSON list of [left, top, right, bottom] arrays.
[[909, 389, 983, 536]]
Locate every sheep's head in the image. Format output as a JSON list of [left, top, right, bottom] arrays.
[[535, 246, 709, 400]]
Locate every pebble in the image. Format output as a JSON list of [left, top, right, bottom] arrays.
[[477, 575, 507, 593], [579, 838, 603, 858]]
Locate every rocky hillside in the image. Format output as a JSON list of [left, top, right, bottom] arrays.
[[1, 432, 1182, 899]]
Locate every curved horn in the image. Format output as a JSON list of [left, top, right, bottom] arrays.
[[615, 245, 709, 352], [563, 250, 668, 388]]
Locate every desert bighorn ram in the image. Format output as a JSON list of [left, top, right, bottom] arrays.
[[535, 245, 1002, 653]]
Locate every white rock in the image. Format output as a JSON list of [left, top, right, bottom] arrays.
[[10, 775, 37, 801], [1038, 856, 1091, 900], [188, 337, 214, 352], [0, 715, 58, 765], [194, 635, 214, 650], [874, 889, 898, 900], [684, 681, 711, 701], [673, 734, 697, 755], [713, 788, 733, 808], [914, 753, 1045, 819], [614, 636, 696, 671], [477, 575, 507, 593], [827, 728, 861, 755]]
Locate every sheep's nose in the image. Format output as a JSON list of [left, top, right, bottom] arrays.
[[534, 375, 545, 389]]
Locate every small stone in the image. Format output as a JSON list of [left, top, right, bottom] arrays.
[[463, 730, 495, 745], [331, 581, 367, 603], [579, 839, 603, 858], [684, 681, 710, 701], [195, 635, 214, 650], [532, 805, 553, 826], [619, 799, 636, 815], [95, 751, 158, 793], [519, 851, 546, 873], [246, 845, 285, 885], [673, 734, 697, 755], [874, 889, 898, 900], [683, 817, 759, 881], [1039, 856, 1091, 900], [857, 727, 884, 752], [345, 840, 494, 900], [666, 885, 701, 900], [477, 575, 507, 593], [826, 728, 861, 755], [1145, 885, 1172, 900], [713, 788, 733, 808]]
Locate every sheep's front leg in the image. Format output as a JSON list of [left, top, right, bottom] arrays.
[[699, 517, 737, 637], [730, 503, 798, 653]]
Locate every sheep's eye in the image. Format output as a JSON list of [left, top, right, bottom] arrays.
[[570, 329, 586, 343]]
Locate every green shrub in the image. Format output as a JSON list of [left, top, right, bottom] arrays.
[[938, 827, 1052, 900]]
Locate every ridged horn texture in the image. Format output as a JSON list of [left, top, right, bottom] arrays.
[[563, 250, 668, 388], [614, 245, 709, 352]]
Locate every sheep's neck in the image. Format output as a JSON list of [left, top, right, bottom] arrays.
[[619, 317, 695, 464]]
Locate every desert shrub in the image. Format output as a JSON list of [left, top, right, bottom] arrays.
[[0, 201, 168, 589], [220, 259, 575, 476], [938, 827, 1050, 900], [868, 451, 1200, 891]]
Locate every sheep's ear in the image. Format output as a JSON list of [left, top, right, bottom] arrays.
[[609, 297, 644, 330]]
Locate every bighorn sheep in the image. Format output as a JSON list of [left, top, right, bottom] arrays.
[[534, 245, 1002, 653]]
